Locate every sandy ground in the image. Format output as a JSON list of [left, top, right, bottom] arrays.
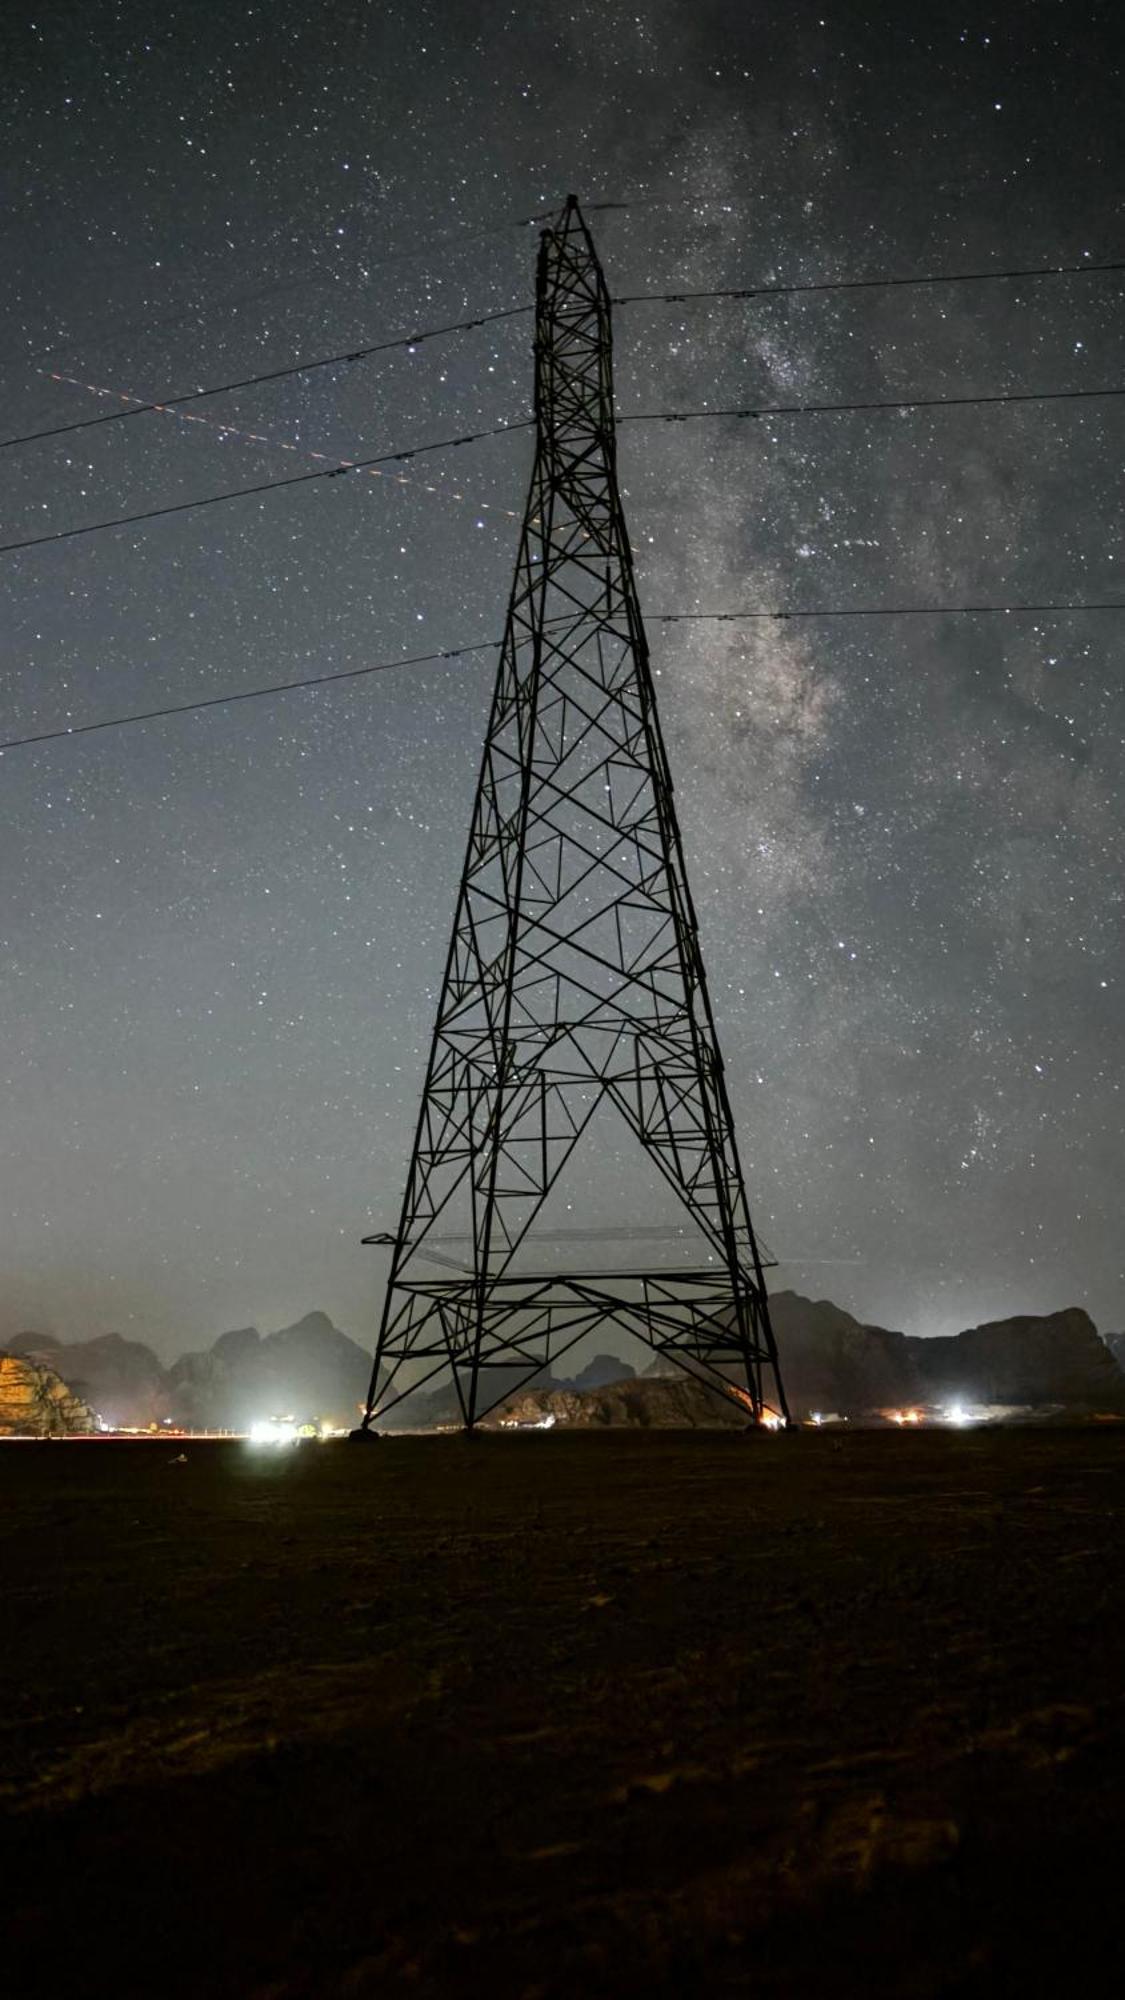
[[2, 1427, 1123, 1997]]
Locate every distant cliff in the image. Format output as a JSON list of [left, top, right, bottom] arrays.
[[907, 1307, 1124, 1412], [764, 1293, 914, 1416], [490, 1373, 743, 1430], [767, 1293, 1125, 1418], [168, 1312, 373, 1430], [492, 1295, 1125, 1428], [0, 1352, 95, 1436], [8, 1313, 374, 1431], [5, 1331, 171, 1429], [11, 1296, 1121, 1433], [392, 1350, 639, 1428]]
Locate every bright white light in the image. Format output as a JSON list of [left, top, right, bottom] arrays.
[[248, 1417, 299, 1446], [944, 1402, 972, 1428]]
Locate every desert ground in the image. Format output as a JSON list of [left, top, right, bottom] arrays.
[[2, 1427, 1124, 1997]]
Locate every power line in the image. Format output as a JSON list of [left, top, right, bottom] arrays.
[[616, 257, 1125, 308], [0, 417, 533, 558], [624, 383, 1125, 425], [4, 381, 1121, 562], [2, 306, 531, 455], [45, 373, 531, 529], [649, 601, 1125, 623], [0, 641, 502, 754], [11, 254, 1122, 461], [2, 600, 1120, 755]]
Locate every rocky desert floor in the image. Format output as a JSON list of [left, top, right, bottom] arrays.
[[2, 1427, 1124, 1997]]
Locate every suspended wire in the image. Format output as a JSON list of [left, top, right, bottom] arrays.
[[615, 257, 1125, 309], [649, 602, 1125, 624], [8, 253, 1121, 460], [2, 600, 1120, 756], [38, 359, 1117, 558], [5, 376, 1124, 561], [0, 417, 534, 558], [624, 383, 1125, 426], [38, 371, 528, 526], [0, 641, 502, 754], [1, 306, 532, 455]]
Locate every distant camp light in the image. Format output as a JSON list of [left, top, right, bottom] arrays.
[[248, 1417, 300, 1446]]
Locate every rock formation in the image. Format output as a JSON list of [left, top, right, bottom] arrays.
[[8, 1312, 375, 1432], [766, 1292, 916, 1415], [491, 1373, 745, 1430], [167, 1312, 373, 1430], [5, 1330, 171, 1429], [10, 1296, 1118, 1434], [387, 1353, 638, 1427], [489, 1296, 1125, 1428], [907, 1307, 1125, 1412], [767, 1293, 1125, 1419], [566, 1353, 637, 1391], [0, 1352, 95, 1436]]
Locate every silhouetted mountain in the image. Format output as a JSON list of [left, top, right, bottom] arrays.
[[565, 1353, 636, 1390], [767, 1293, 909, 1414], [7, 1312, 374, 1431], [762, 1293, 1125, 1418], [13, 1296, 1120, 1434], [493, 1295, 1125, 1428], [909, 1308, 1124, 1411], [168, 1312, 373, 1430]]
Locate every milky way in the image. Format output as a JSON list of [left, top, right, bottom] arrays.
[[1, 1, 1121, 1354]]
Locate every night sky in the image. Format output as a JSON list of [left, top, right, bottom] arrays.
[[1, 1, 1121, 1359]]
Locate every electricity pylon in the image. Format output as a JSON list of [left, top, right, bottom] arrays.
[[359, 197, 788, 1431]]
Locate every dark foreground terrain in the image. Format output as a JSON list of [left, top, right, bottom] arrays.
[[2, 1428, 1124, 1997]]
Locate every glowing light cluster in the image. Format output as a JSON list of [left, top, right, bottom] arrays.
[[248, 1416, 300, 1446]]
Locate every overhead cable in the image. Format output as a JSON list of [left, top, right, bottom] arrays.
[[649, 601, 1125, 623], [615, 257, 1125, 308], [1, 306, 531, 455], [9, 254, 1121, 459], [2, 601, 1120, 755], [0, 641, 502, 753], [0, 417, 533, 557], [623, 383, 1125, 426], [6, 375, 1123, 561]]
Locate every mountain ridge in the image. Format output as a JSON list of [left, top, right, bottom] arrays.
[[5, 1294, 1123, 1431]]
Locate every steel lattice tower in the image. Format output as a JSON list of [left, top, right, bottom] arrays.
[[359, 197, 788, 1431]]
